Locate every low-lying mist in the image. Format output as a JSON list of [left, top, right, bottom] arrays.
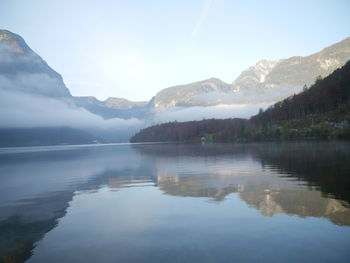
[[0, 87, 273, 142], [0, 72, 274, 143], [151, 103, 272, 123], [0, 88, 144, 130]]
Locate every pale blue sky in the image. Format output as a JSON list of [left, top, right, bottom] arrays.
[[1, 0, 349, 101]]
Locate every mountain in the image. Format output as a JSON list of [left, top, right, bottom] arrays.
[[0, 30, 104, 146], [73, 96, 149, 119], [1, 29, 349, 146], [0, 29, 71, 98], [149, 78, 232, 108], [150, 37, 350, 108], [130, 60, 350, 143], [104, 97, 147, 109], [234, 37, 350, 95], [232, 59, 281, 93], [263, 37, 350, 86], [0, 29, 149, 121]]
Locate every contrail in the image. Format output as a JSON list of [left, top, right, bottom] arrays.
[[191, 0, 215, 40]]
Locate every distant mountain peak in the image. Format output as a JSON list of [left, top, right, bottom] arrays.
[[232, 59, 281, 91], [0, 29, 31, 54], [73, 96, 148, 118], [151, 77, 231, 108], [104, 97, 147, 109], [74, 96, 99, 103], [149, 36, 350, 109], [105, 97, 132, 103], [0, 29, 71, 98]]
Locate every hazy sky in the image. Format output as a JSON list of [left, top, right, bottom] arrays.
[[1, 0, 349, 101]]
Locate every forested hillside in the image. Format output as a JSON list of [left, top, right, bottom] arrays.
[[130, 119, 250, 143], [130, 61, 350, 143]]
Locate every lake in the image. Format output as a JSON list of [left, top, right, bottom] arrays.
[[0, 142, 350, 262]]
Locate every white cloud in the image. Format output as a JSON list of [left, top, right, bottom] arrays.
[[151, 103, 271, 123], [0, 88, 144, 130]]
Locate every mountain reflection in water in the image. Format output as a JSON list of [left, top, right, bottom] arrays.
[[135, 143, 350, 225], [0, 142, 349, 262]]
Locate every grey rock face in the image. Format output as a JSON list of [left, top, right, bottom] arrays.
[[150, 78, 232, 108], [0, 29, 71, 98], [152, 37, 350, 108]]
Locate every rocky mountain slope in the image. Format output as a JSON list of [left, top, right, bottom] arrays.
[[3, 28, 348, 118], [0, 30, 71, 98], [151, 37, 350, 108], [149, 78, 231, 108], [1, 29, 349, 146], [104, 97, 147, 109], [73, 96, 149, 119], [0, 30, 148, 121], [0, 30, 103, 145], [131, 60, 350, 143]]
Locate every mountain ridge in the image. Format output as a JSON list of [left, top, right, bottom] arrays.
[[149, 77, 231, 108], [2, 29, 348, 114], [73, 96, 147, 110], [151, 37, 350, 109], [1, 29, 349, 147], [130, 60, 350, 143], [0, 29, 71, 98]]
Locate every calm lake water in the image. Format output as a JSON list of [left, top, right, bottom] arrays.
[[0, 142, 350, 263]]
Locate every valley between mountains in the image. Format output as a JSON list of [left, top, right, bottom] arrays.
[[0, 29, 349, 146]]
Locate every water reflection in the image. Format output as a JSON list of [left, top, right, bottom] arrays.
[[135, 143, 350, 225], [0, 142, 349, 262]]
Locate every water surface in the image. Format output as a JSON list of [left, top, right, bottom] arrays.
[[0, 142, 350, 262]]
